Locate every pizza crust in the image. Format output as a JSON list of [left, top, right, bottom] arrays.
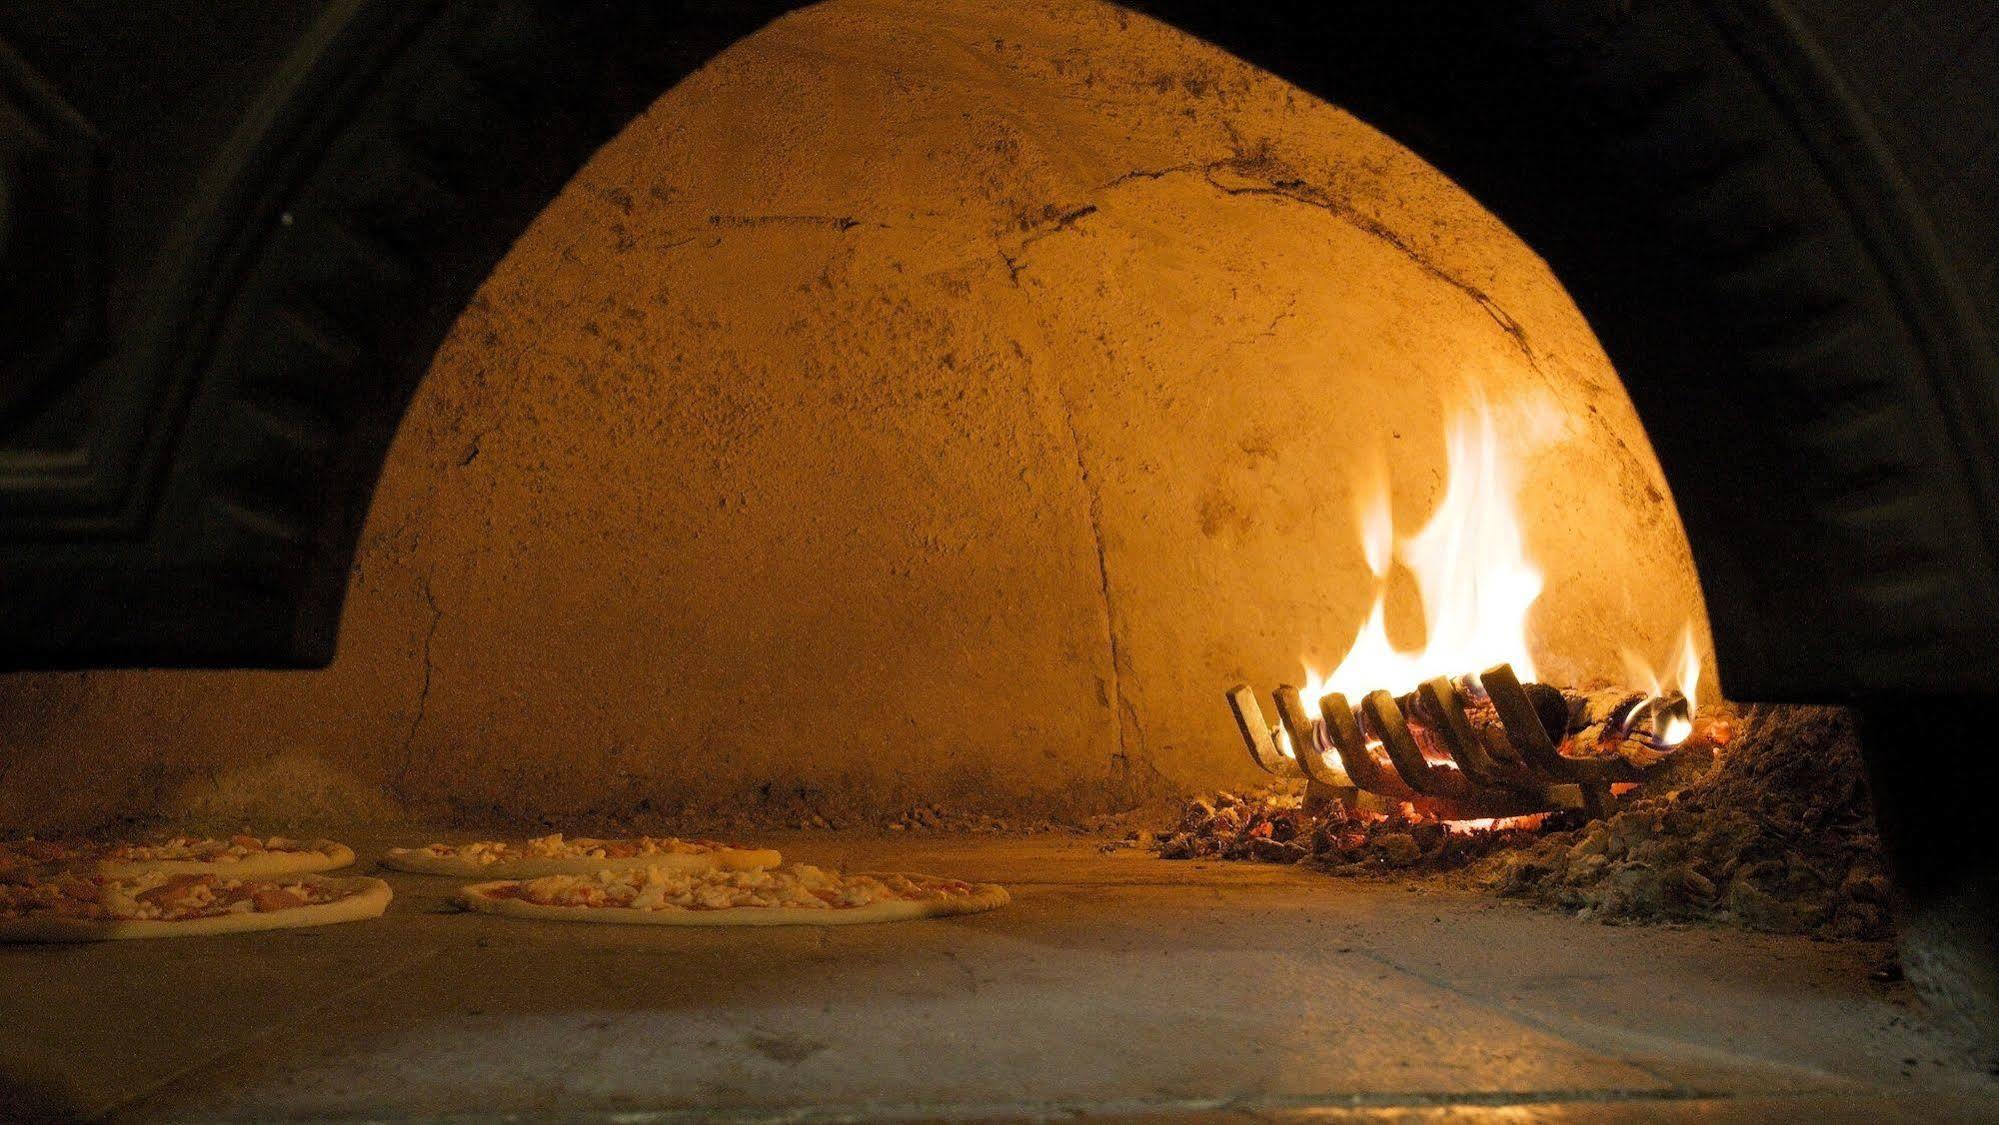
[[381, 842, 781, 878], [0, 875, 391, 943], [455, 872, 1009, 927], [95, 840, 356, 879]]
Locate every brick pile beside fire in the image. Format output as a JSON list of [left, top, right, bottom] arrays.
[[1225, 392, 1733, 830]]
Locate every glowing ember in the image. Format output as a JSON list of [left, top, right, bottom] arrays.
[[1444, 814, 1547, 835], [1301, 390, 1542, 709]]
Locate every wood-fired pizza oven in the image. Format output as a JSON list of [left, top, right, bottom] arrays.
[[0, 0, 1996, 1117]]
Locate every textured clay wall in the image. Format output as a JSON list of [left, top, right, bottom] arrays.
[[0, 0, 1708, 832]]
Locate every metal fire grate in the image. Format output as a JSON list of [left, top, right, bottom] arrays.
[[1227, 664, 1695, 822]]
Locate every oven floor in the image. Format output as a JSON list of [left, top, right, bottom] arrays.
[[1, 832, 1991, 1122]]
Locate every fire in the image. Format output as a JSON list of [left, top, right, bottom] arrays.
[[1290, 389, 1711, 776], [1301, 391, 1542, 705], [1620, 623, 1704, 747]]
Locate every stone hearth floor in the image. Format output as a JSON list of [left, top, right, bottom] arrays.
[[0, 832, 1993, 1122]]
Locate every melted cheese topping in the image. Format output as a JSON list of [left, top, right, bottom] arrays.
[[0, 871, 349, 922], [0, 838, 87, 880], [99, 834, 317, 864], [401, 833, 739, 866], [489, 864, 975, 912], [0, 835, 327, 877]]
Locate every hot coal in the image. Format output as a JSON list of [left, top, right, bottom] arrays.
[[1155, 789, 1561, 871]]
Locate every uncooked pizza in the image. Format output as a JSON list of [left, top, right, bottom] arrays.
[[382, 833, 781, 878], [0, 870, 391, 942], [455, 863, 1009, 926], [0, 834, 355, 879]]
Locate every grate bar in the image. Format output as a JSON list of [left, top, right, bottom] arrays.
[[1317, 692, 1419, 800], [1363, 689, 1467, 798], [1418, 676, 1521, 789], [1228, 661, 1708, 824], [1273, 685, 1352, 788], [1227, 683, 1294, 775]]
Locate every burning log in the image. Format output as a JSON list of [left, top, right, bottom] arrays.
[[1559, 686, 1690, 768]]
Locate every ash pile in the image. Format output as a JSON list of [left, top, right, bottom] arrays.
[[1481, 705, 1890, 939], [1160, 704, 1891, 940]]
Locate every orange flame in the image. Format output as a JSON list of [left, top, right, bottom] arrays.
[[1619, 622, 1704, 746], [1302, 391, 1543, 706]]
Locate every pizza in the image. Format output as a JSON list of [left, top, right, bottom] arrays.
[[455, 863, 1009, 926], [0, 870, 391, 942], [0, 837, 91, 881], [0, 834, 355, 879], [382, 833, 781, 878]]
